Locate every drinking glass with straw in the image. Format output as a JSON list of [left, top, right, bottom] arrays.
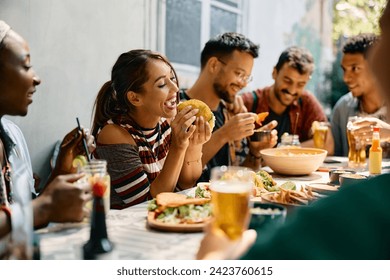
[[76, 117, 91, 162], [75, 118, 111, 215]]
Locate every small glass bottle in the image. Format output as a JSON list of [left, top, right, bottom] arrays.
[[291, 135, 301, 147], [369, 127, 382, 175], [278, 133, 301, 148], [278, 133, 292, 147], [83, 182, 114, 259]]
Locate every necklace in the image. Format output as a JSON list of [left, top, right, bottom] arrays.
[[138, 123, 161, 161]]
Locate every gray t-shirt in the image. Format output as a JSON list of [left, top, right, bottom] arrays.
[[331, 92, 387, 156]]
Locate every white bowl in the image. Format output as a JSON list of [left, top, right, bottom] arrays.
[[260, 147, 327, 175]]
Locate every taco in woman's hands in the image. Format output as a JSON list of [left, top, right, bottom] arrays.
[[177, 99, 215, 130]]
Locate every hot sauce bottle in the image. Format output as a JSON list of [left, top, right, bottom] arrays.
[[83, 179, 113, 259], [369, 127, 382, 175]]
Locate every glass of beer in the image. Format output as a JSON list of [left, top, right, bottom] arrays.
[[312, 122, 329, 149], [347, 116, 367, 169], [209, 166, 253, 240]]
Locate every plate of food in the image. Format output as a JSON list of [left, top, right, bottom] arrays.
[[260, 186, 321, 209], [147, 192, 212, 232], [194, 182, 211, 199], [304, 183, 339, 195], [252, 169, 297, 198]]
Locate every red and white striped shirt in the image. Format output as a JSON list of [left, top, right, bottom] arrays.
[[95, 117, 171, 209]]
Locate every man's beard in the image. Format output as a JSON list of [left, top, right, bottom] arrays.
[[213, 82, 234, 104], [274, 87, 297, 106]]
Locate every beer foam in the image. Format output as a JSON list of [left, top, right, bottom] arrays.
[[210, 181, 252, 193]]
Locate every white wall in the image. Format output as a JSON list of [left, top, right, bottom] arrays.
[[245, 0, 334, 93], [0, 0, 150, 184]]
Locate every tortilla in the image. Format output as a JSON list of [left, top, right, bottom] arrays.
[[256, 112, 269, 125], [177, 99, 215, 130], [156, 192, 210, 208]]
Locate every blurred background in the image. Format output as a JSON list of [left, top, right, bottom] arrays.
[[0, 0, 385, 188]]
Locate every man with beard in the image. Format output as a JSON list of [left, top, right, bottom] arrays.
[[179, 32, 277, 182], [241, 46, 333, 154], [197, 1, 390, 259], [331, 33, 389, 157]]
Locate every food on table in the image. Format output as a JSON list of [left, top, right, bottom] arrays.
[[254, 170, 276, 189], [72, 155, 88, 169], [92, 180, 107, 198], [340, 173, 367, 179], [252, 170, 297, 196], [339, 173, 368, 188], [253, 170, 278, 195], [256, 112, 269, 126], [250, 207, 283, 215], [194, 182, 211, 199], [177, 99, 215, 130], [147, 193, 212, 224], [279, 181, 296, 191], [262, 185, 320, 206], [274, 149, 319, 156]]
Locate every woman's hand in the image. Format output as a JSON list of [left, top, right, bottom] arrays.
[[170, 106, 198, 149], [189, 116, 212, 146]]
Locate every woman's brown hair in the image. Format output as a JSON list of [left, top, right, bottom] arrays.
[[91, 49, 178, 137]]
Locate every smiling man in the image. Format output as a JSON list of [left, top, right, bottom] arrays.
[[331, 33, 387, 156], [197, 2, 390, 259], [179, 32, 277, 182], [241, 46, 333, 154]]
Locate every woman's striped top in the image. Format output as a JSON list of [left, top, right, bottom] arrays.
[[95, 116, 171, 209]]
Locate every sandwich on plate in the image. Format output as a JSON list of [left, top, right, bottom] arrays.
[[147, 192, 212, 224]]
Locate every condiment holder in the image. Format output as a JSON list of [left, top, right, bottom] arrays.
[[250, 129, 271, 142], [339, 173, 368, 188], [328, 169, 356, 185]]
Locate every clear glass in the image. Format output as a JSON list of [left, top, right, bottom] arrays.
[[312, 122, 329, 149], [209, 166, 253, 240], [278, 133, 300, 147], [79, 160, 110, 215], [346, 116, 367, 170], [291, 135, 301, 146]]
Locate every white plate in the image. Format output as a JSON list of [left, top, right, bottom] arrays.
[[305, 183, 339, 194]]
